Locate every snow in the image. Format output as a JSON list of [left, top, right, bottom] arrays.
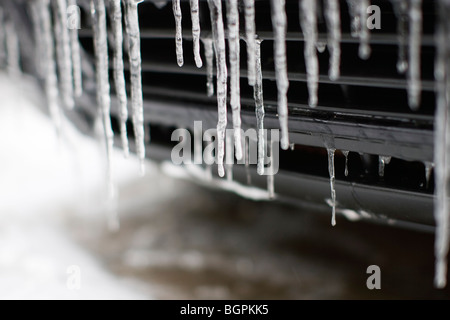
[[0, 72, 147, 299]]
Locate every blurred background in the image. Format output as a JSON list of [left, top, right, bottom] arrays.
[[0, 72, 449, 299]]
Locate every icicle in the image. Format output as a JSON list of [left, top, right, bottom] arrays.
[[324, 0, 341, 80], [91, 0, 115, 200], [407, 0, 422, 110], [226, 0, 243, 161], [207, 0, 227, 177], [378, 156, 391, 177], [244, 0, 256, 86], [0, 9, 5, 69], [433, 1, 450, 288], [346, 0, 371, 59], [254, 39, 265, 175], [125, 0, 146, 174], [38, 0, 62, 135], [225, 132, 234, 181], [189, 0, 202, 68], [29, 3, 44, 76], [327, 148, 337, 226], [202, 38, 214, 97], [358, 0, 371, 59], [110, 0, 129, 158], [53, 0, 74, 109], [390, 0, 409, 73], [346, 0, 360, 37], [267, 141, 275, 199], [172, 0, 184, 67], [245, 138, 251, 184], [270, 0, 289, 150], [424, 161, 434, 189], [68, 0, 82, 97], [342, 150, 349, 176], [300, 0, 319, 108]]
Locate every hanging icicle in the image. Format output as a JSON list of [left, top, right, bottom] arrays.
[[68, 0, 83, 97], [424, 162, 434, 189], [202, 37, 214, 97], [37, 0, 62, 135], [207, 0, 227, 177], [226, 0, 243, 161], [407, 0, 422, 110], [270, 0, 289, 150], [244, 0, 256, 86], [300, 0, 319, 108], [125, 0, 146, 174], [91, 0, 115, 200], [254, 39, 265, 176], [433, 0, 450, 289], [390, 0, 409, 73], [172, 0, 184, 67], [346, 0, 371, 60], [110, 0, 129, 158], [324, 0, 341, 80], [378, 155, 392, 177], [342, 150, 349, 177], [327, 148, 337, 226], [53, 0, 74, 109], [189, 0, 202, 68]]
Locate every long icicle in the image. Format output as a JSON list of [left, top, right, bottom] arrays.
[[68, 0, 83, 97], [189, 0, 202, 68], [172, 0, 184, 67], [324, 0, 341, 80], [433, 0, 450, 289], [358, 0, 371, 59], [207, 0, 227, 177], [53, 0, 74, 109], [270, 0, 289, 150], [202, 37, 214, 97], [226, 0, 243, 161], [390, 0, 409, 73], [38, 0, 62, 135], [91, 0, 115, 200], [244, 0, 256, 86], [299, 0, 319, 108], [407, 0, 422, 110], [327, 148, 337, 226], [254, 39, 265, 175], [29, 2, 44, 76], [125, 0, 146, 174], [110, 0, 129, 158]]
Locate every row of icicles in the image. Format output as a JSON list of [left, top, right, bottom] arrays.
[[20, 0, 449, 288]]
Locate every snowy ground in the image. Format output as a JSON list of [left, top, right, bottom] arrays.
[[1, 72, 449, 299]]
